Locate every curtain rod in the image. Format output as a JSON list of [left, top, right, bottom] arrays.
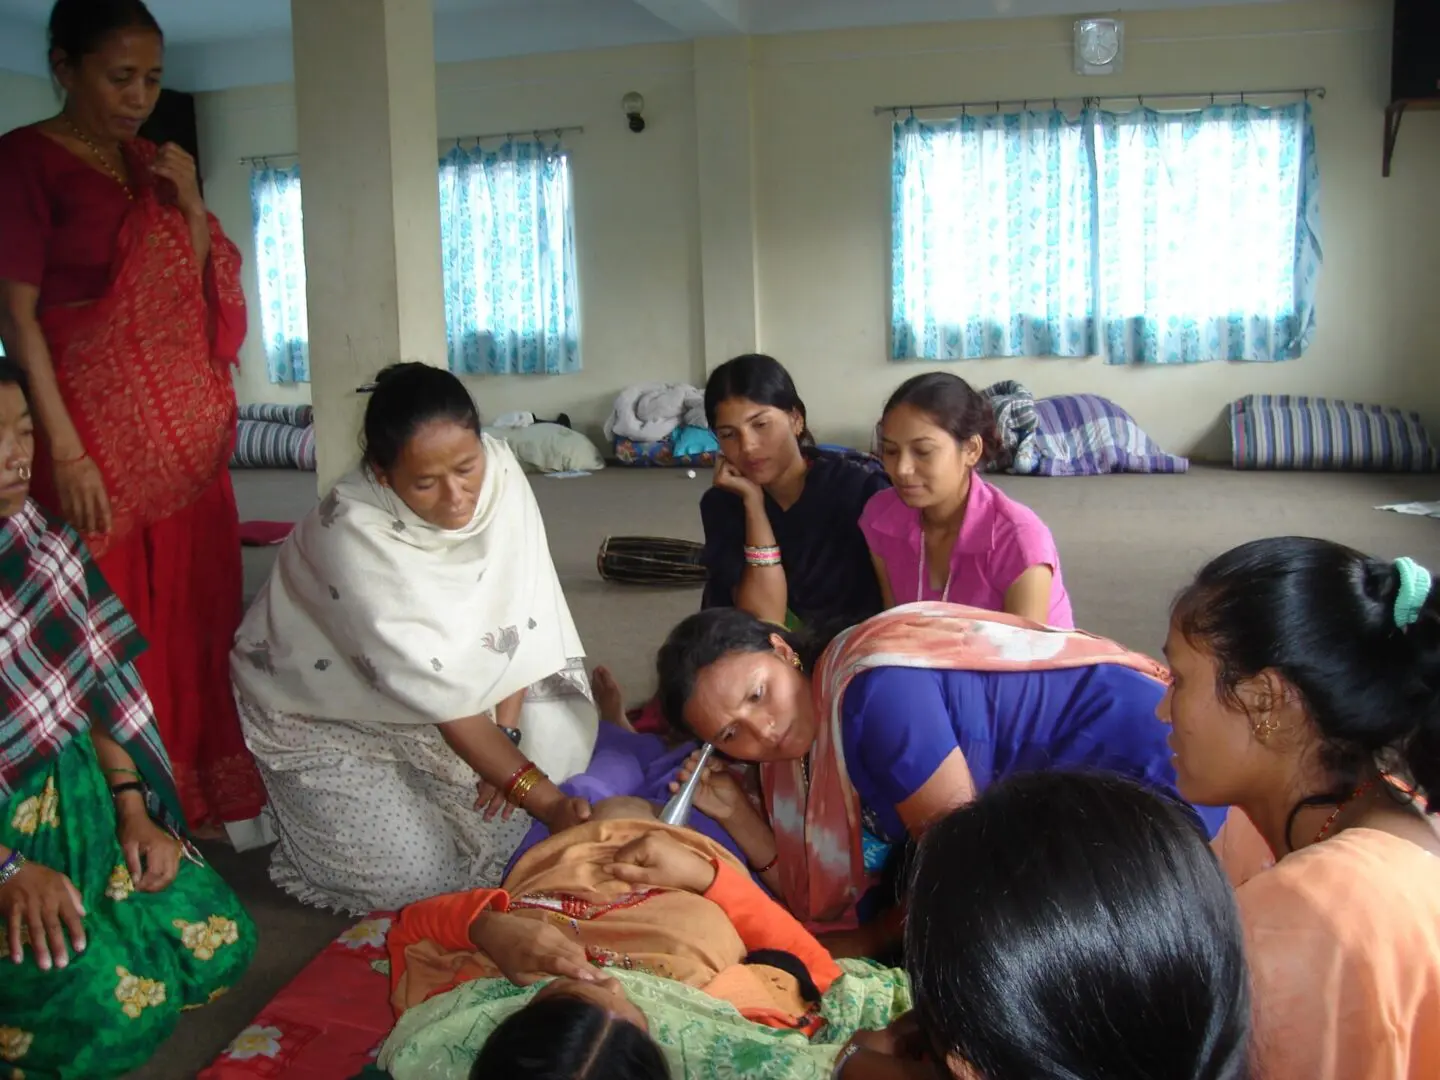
[[238, 125, 583, 165], [872, 86, 1325, 116]]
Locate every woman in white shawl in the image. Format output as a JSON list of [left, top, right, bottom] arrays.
[[232, 364, 599, 912]]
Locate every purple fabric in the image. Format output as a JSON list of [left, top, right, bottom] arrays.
[[504, 722, 749, 878]]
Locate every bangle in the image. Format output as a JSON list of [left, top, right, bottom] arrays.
[[749, 851, 779, 875], [0, 850, 28, 888], [110, 781, 147, 801], [832, 1043, 862, 1079], [105, 767, 142, 781], [744, 544, 781, 567], [503, 764, 546, 807], [53, 449, 89, 466]]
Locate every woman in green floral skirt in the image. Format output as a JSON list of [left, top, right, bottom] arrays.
[[0, 357, 255, 1079]]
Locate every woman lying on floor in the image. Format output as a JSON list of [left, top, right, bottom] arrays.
[[376, 772, 1250, 1080], [378, 795, 907, 1079], [0, 358, 255, 1080], [231, 363, 599, 913], [656, 602, 1228, 945]]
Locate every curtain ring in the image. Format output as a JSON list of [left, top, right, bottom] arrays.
[[1053, 97, 1059, 110], [1210, 92, 1216, 106], [1240, 92, 1247, 105], [908, 107, 915, 120], [995, 100, 1001, 112]]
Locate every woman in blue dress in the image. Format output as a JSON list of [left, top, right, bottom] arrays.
[[655, 602, 1227, 950]]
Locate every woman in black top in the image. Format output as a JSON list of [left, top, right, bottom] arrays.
[[700, 354, 889, 629]]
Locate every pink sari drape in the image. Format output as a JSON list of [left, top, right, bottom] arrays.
[[761, 602, 1170, 928]]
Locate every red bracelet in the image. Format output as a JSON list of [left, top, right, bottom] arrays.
[[750, 851, 779, 875]]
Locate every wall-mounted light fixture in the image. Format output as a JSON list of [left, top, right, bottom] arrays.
[[622, 91, 645, 133]]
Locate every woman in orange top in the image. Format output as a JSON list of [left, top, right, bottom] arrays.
[[1161, 537, 1440, 1080], [385, 796, 844, 1077], [0, 0, 265, 837]]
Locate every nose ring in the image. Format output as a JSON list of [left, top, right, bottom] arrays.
[[18, 464, 30, 481]]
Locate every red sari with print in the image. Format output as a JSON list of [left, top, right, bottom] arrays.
[[0, 125, 266, 828]]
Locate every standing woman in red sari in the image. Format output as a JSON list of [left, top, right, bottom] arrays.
[[0, 0, 268, 842]]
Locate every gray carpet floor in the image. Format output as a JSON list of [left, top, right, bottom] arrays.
[[130, 464, 1440, 1078]]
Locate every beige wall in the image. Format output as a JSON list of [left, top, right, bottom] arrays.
[[0, 70, 55, 134], [199, 43, 704, 431], [198, 0, 1440, 458]]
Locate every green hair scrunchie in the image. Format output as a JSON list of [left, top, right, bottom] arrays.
[[1393, 556, 1432, 628]]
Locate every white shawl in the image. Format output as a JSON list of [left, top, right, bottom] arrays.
[[232, 435, 596, 779]]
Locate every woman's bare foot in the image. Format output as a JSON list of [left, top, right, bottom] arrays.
[[591, 666, 634, 731]]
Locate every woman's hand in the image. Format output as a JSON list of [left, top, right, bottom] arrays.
[[0, 860, 86, 971], [669, 749, 750, 823], [116, 810, 181, 894], [53, 454, 112, 536], [534, 793, 592, 834], [470, 910, 600, 986], [713, 455, 764, 505], [609, 832, 718, 893], [475, 777, 519, 822], [151, 142, 205, 218]]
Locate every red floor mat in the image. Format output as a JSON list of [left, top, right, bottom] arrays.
[[200, 914, 397, 1079]]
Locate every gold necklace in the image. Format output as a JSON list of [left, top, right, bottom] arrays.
[[63, 116, 133, 200]]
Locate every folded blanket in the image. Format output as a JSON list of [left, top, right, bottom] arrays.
[[605, 382, 707, 443]]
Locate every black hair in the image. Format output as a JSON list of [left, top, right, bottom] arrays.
[[1174, 536, 1440, 819], [907, 771, 1251, 1080], [360, 362, 482, 473], [48, 0, 162, 67], [882, 372, 1000, 464], [0, 357, 30, 403], [469, 996, 669, 1080], [654, 607, 842, 736], [703, 354, 817, 452]]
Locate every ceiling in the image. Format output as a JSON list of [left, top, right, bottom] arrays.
[[0, 0, 1287, 92]]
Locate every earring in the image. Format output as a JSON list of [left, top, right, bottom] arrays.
[[1251, 715, 1278, 744], [791, 655, 803, 671]]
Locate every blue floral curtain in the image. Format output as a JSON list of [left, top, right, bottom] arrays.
[[892, 112, 1097, 360], [891, 103, 1322, 364], [439, 140, 581, 375], [248, 162, 310, 384], [1094, 103, 1321, 364]]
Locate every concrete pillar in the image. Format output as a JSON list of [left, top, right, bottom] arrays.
[[692, 37, 759, 372], [290, 0, 447, 491]]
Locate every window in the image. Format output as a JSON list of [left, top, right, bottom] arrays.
[[440, 141, 581, 376], [891, 103, 1321, 365], [249, 162, 309, 384], [246, 139, 581, 384]]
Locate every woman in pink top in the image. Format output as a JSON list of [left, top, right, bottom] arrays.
[[862, 373, 1073, 628]]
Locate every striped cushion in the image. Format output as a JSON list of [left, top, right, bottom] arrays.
[[230, 420, 317, 470], [238, 403, 314, 428], [1014, 394, 1189, 477], [1230, 395, 1438, 472]]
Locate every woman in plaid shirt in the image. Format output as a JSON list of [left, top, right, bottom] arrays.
[[0, 357, 254, 1079]]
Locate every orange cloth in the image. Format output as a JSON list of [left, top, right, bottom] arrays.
[[1238, 825, 1440, 1080], [388, 819, 840, 1031]]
